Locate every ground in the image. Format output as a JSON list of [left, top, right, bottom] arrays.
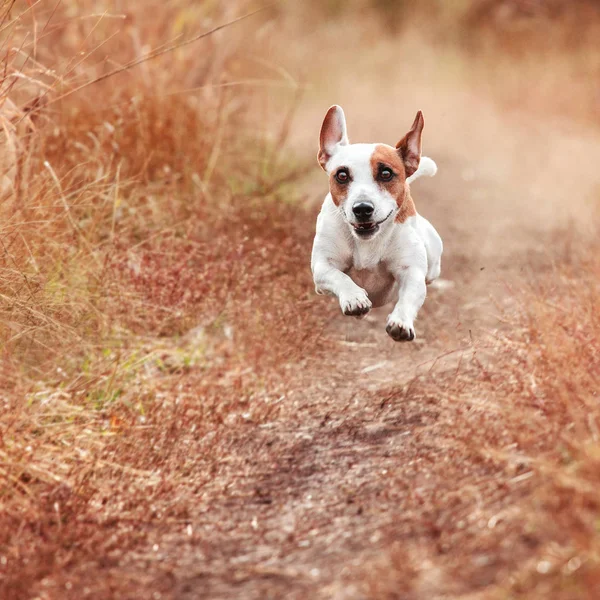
[[10, 130, 574, 599]]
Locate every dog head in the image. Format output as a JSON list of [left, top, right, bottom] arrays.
[[318, 105, 423, 240]]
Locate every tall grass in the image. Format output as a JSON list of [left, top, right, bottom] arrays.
[[0, 3, 323, 595], [491, 253, 600, 598], [0, 0, 314, 368]]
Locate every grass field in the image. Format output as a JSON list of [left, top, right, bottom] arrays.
[[2, 1, 600, 598]]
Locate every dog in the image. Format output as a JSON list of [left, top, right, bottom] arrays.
[[310, 105, 443, 342]]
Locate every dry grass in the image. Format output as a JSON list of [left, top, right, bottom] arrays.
[[0, 2, 325, 596], [488, 254, 600, 599], [331, 250, 600, 599], [2, 1, 600, 598]]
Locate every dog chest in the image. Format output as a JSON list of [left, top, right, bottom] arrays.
[[347, 264, 396, 307]]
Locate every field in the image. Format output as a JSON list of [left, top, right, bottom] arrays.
[[2, 1, 600, 598]]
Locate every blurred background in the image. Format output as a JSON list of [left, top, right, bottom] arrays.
[[2, 1, 600, 598]]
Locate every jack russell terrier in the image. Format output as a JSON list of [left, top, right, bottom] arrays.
[[311, 105, 443, 342]]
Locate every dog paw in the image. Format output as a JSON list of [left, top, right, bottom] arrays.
[[386, 317, 415, 342], [340, 290, 372, 317]]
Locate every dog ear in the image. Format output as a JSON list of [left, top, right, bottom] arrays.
[[396, 111, 424, 178], [318, 105, 349, 170]]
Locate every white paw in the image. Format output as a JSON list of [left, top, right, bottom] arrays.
[[339, 289, 372, 317], [386, 315, 415, 342]]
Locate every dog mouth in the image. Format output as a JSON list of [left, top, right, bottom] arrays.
[[353, 222, 379, 237], [351, 210, 394, 238]]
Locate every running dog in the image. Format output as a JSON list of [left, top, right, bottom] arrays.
[[310, 105, 442, 342]]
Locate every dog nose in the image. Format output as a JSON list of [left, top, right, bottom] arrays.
[[352, 202, 374, 220]]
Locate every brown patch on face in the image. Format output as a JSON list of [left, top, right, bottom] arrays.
[[396, 190, 416, 223], [328, 171, 349, 207], [369, 145, 416, 223]]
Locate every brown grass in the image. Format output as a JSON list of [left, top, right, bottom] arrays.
[[488, 255, 600, 599], [1, 2, 324, 595], [2, 1, 600, 598]]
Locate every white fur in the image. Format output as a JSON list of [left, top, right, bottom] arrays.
[[311, 108, 443, 342]]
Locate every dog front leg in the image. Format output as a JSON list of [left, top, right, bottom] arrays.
[[312, 261, 372, 317], [386, 266, 426, 341]]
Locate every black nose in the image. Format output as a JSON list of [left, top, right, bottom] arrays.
[[352, 202, 374, 220]]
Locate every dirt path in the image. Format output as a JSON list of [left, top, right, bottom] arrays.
[[113, 84, 600, 596], [20, 91, 594, 599], [18, 51, 598, 599], [19, 113, 594, 600], [133, 251, 525, 599], [81, 85, 600, 597], [94, 142, 556, 599]]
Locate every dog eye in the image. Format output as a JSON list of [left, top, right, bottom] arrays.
[[379, 168, 394, 181], [335, 168, 350, 184]]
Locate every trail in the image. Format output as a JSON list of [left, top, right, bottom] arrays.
[[152, 202, 522, 600], [104, 93, 600, 599], [56, 33, 600, 599], [149, 66, 600, 594]]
